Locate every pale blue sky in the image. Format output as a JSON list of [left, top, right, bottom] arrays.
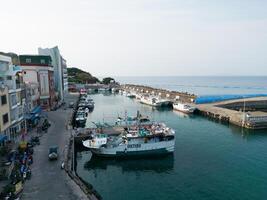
[[0, 0, 267, 76]]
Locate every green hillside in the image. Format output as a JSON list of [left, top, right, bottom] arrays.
[[67, 67, 100, 84]]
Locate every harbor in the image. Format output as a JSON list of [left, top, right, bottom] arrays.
[[2, 0, 267, 199], [74, 91, 267, 200], [65, 81, 267, 200]]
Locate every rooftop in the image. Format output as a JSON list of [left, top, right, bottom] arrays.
[[19, 55, 52, 66]]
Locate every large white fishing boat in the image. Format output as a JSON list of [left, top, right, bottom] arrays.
[[140, 96, 161, 107], [140, 96, 171, 107], [172, 102, 196, 114], [83, 123, 175, 157]]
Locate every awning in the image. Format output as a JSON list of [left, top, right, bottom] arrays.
[[31, 106, 42, 115], [0, 135, 7, 142], [24, 106, 42, 122]]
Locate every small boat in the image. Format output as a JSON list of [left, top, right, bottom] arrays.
[[80, 89, 87, 95], [172, 102, 196, 114], [111, 88, 119, 93], [86, 102, 95, 109], [126, 92, 136, 98], [76, 112, 87, 126]]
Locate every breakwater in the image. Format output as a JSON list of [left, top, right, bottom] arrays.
[[121, 84, 196, 103]]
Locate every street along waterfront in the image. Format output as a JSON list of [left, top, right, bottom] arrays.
[[76, 93, 267, 200]]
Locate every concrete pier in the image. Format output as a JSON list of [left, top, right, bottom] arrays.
[[196, 97, 267, 129]]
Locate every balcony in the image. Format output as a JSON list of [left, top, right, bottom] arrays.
[[6, 80, 15, 90], [5, 80, 22, 92]]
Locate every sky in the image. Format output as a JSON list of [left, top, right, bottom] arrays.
[[0, 0, 267, 76]]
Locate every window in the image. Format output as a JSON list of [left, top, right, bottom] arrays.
[[26, 58, 31, 63], [1, 95, 7, 105], [40, 59, 45, 64], [10, 94, 17, 106], [7, 76, 12, 80], [3, 113, 9, 124], [18, 107, 23, 118]]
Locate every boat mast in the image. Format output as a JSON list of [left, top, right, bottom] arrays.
[[242, 97, 246, 127]]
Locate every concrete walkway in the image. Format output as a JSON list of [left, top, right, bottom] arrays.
[[22, 94, 88, 200]]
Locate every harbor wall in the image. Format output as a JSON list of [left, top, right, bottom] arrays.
[[121, 84, 196, 103], [196, 97, 267, 129], [65, 95, 101, 200], [65, 137, 101, 200]]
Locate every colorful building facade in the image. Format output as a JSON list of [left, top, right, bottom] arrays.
[[19, 55, 56, 110]]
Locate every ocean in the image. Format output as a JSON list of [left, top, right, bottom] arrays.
[[76, 82, 267, 200], [115, 76, 267, 96]]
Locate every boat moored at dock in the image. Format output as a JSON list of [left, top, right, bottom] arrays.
[[173, 102, 196, 114], [140, 96, 172, 107], [82, 122, 175, 157]]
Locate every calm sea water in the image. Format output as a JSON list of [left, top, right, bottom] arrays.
[[115, 76, 267, 96], [76, 93, 267, 200]]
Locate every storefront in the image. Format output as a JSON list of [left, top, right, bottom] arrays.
[[25, 106, 42, 128]]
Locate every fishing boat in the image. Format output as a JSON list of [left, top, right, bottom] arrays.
[[85, 101, 94, 109], [140, 96, 165, 107], [126, 92, 136, 98], [78, 98, 94, 109], [115, 112, 151, 127], [156, 99, 173, 107], [135, 93, 143, 100], [172, 102, 196, 114], [75, 111, 87, 126], [82, 123, 175, 157]]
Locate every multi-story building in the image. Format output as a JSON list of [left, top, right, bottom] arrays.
[[61, 57, 68, 94], [0, 85, 10, 144], [24, 82, 39, 112], [0, 55, 25, 142], [19, 55, 56, 110], [38, 46, 67, 103]]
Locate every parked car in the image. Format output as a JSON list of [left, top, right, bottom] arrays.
[[48, 146, 58, 161]]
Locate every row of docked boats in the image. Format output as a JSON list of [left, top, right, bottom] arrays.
[[82, 113, 175, 157], [75, 94, 95, 127], [119, 90, 196, 114]]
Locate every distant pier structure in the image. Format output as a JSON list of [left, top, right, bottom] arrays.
[[121, 84, 197, 103], [196, 97, 267, 129], [120, 84, 267, 130]]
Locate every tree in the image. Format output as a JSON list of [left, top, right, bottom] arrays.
[[102, 77, 114, 85]]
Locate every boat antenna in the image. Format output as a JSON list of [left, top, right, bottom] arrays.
[[125, 110, 128, 129]]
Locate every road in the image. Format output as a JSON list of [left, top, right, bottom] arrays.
[[22, 94, 87, 200]]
